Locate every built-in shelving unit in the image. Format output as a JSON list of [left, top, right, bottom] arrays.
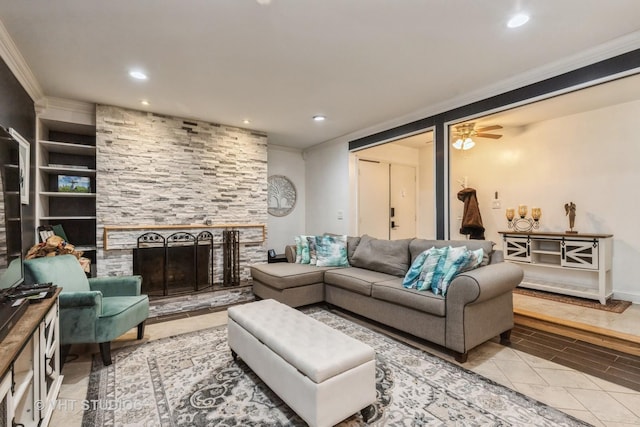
[[36, 110, 97, 274], [499, 231, 613, 304]]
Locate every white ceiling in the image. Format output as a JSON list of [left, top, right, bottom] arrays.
[[1, 0, 640, 149]]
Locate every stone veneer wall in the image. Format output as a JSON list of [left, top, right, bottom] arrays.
[[95, 105, 268, 282]]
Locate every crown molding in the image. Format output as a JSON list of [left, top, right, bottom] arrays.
[[308, 31, 640, 153], [0, 18, 44, 102], [38, 97, 96, 127]]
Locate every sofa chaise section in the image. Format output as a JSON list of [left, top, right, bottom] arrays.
[[250, 262, 335, 307]]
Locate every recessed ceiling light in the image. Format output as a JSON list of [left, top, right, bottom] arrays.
[[243, 119, 251, 125], [129, 70, 148, 80], [507, 13, 530, 28], [313, 115, 326, 122], [141, 100, 150, 106]]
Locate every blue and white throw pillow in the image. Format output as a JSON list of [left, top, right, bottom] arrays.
[[460, 248, 483, 273], [316, 234, 349, 267], [294, 236, 303, 263], [431, 246, 468, 294], [306, 236, 318, 265], [416, 247, 448, 291], [438, 249, 473, 296], [403, 249, 431, 289], [294, 235, 314, 264]]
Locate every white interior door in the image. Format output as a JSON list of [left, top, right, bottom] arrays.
[[357, 159, 390, 239], [390, 164, 417, 239]]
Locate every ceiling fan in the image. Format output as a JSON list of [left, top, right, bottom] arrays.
[[452, 123, 502, 150]]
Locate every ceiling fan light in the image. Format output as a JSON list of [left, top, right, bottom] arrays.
[[452, 139, 463, 150], [462, 138, 475, 150]]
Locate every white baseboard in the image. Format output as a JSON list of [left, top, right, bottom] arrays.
[[612, 291, 640, 304]]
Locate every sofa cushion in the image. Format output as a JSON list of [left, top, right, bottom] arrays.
[[372, 279, 446, 317], [324, 267, 396, 296], [347, 235, 361, 265], [350, 235, 412, 277], [250, 263, 333, 290], [410, 239, 494, 267]]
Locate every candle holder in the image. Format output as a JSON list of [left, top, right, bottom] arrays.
[[507, 206, 541, 232]]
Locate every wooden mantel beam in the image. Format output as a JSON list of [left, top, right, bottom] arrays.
[[102, 223, 266, 250]]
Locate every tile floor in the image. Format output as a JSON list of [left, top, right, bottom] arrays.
[[50, 296, 640, 427]]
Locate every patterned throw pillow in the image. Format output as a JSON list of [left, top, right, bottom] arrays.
[[431, 246, 468, 294], [416, 247, 448, 291], [438, 249, 473, 296], [306, 236, 318, 265], [403, 249, 431, 289], [294, 235, 314, 264], [436, 247, 484, 296], [294, 236, 303, 263], [315, 235, 349, 267], [460, 248, 483, 273]]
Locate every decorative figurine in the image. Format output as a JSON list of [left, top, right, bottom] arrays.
[[564, 202, 577, 233]]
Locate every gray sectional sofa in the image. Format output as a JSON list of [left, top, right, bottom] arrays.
[[251, 236, 523, 362]]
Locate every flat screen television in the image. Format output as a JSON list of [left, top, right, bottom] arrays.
[[0, 125, 24, 291]]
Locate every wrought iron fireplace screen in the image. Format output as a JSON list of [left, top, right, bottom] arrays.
[[133, 229, 239, 296]]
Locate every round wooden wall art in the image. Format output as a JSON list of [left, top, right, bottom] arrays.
[[268, 175, 296, 217]]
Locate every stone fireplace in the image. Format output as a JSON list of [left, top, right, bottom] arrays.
[[94, 105, 268, 280]]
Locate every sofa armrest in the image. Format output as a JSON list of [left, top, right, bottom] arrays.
[[89, 275, 142, 297], [446, 262, 523, 306], [59, 290, 102, 311], [285, 245, 297, 263]]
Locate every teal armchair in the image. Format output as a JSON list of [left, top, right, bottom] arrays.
[[24, 254, 149, 366]]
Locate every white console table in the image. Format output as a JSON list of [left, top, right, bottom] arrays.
[[499, 231, 613, 304], [0, 289, 62, 427]]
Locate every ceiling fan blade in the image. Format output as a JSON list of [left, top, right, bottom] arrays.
[[476, 125, 502, 132], [475, 133, 502, 139]]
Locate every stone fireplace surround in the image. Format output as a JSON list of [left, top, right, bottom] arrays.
[[94, 105, 269, 281]]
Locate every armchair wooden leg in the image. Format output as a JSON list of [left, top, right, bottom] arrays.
[[99, 342, 112, 366], [137, 321, 146, 340]]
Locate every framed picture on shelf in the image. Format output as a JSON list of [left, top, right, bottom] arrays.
[[9, 128, 30, 205], [58, 175, 91, 193]]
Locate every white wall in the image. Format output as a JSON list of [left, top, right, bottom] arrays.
[[450, 99, 640, 301], [305, 141, 351, 236], [267, 145, 306, 252]]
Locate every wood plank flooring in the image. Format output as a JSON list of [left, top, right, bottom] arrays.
[[510, 323, 640, 392]]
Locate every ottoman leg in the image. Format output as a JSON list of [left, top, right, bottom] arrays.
[[231, 349, 238, 361], [361, 404, 375, 422]]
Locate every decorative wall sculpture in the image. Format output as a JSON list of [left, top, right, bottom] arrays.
[[267, 175, 296, 217]]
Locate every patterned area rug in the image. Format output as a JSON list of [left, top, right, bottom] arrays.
[[148, 286, 255, 318], [83, 307, 588, 426], [514, 287, 632, 313]]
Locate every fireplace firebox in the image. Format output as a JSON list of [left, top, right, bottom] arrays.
[[133, 231, 215, 297]]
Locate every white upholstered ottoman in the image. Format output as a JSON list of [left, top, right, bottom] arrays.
[[227, 299, 376, 427]]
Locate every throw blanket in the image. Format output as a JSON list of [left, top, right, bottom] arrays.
[[457, 187, 485, 239]]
